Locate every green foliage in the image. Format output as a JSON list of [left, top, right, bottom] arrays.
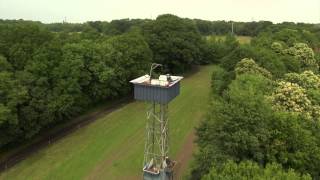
[[193, 74, 320, 179], [191, 17, 320, 180], [268, 81, 312, 115], [281, 54, 302, 73], [220, 44, 256, 71], [225, 34, 240, 50], [0, 71, 28, 145], [0, 55, 12, 71], [271, 42, 284, 53], [202, 160, 311, 180], [0, 20, 152, 148], [143, 14, 204, 72], [1, 16, 320, 179], [220, 44, 287, 78], [252, 26, 320, 51], [95, 32, 152, 98], [205, 34, 239, 63], [283, 43, 318, 72], [193, 74, 273, 178], [235, 58, 272, 79], [307, 89, 320, 106], [284, 71, 320, 89], [270, 72, 320, 120], [0, 65, 214, 180], [193, 19, 274, 36], [211, 66, 231, 95], [274, 29, 301, 46], [253, 47, 287, 78]]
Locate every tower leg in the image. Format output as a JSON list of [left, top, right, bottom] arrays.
[[143, 103, 173, 179]]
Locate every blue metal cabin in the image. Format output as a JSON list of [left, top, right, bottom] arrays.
[[130, 75, 183, 104]]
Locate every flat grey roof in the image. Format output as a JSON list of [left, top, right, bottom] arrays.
[[130, 74, 183, 88]]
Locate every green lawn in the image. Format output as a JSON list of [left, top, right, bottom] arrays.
[[0, 65, 213, 180], [236, 36, 252, 44], [206, 35, 252, 44]]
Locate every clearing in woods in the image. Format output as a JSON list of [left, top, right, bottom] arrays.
[[0, 65, 213, 180], [206, 35, 252, 44]]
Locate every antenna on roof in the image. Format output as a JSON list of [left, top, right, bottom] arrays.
[[149, 63, 162, 80]]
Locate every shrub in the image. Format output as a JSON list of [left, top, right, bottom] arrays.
[[193, 75, 320, 179], [202, 160, 311, 180], [235, 58, 272, 79], [283, 43, 318, 72], [211, 66, 231, 95]]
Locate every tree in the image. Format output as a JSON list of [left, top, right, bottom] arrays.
[[143, 14, 204, 73], [211, 66, 231, 95], [0, 22, 53, 70], [194, 19, 213, 35], [235, 58, 272, 79], [268, 81, 312, 118], [90, 31, 152, 99], [0, 19, 155, 148], [193, 74, 320, 179], [220, 44, 256, 71], [193, 74, 273, 178], [270, 71, 320, 121], [0, 55, 12, 71], [202, 160, 311, 180], [273, 29, 301, 46], [204, 34, 239, 64], [271, 42, 284, 53], [284, 71, 320, 89], [283, 43, 318, 72], [0, 71, 28, 146]]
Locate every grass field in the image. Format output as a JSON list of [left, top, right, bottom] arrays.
[[236, 36, 252, 44], [206, 35, 252, 44], [0, 65, 213, 180]]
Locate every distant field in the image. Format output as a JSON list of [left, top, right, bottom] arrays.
[[236, 36, 252, 44], [206, 35, 252, 44], [0, 66, 213, 180]]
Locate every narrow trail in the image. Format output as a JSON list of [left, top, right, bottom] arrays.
[[174, 130, 196, 179]]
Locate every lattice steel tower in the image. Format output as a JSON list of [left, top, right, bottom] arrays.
[[130, 63, 183, 180]]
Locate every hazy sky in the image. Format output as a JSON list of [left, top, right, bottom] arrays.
[[0, 0, 319, 23]]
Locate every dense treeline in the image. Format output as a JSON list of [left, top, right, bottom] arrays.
[[191, 19, 320, 179], [7, 16, 318, 37], [194, 19, 320, 37], [1, 15, 320, 178], [0, 23, 152, 147], [0, 14, 212, 149], [203, 160, 311, 180]]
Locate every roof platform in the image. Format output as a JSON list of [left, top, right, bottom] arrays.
[[130, 74, 183, 104]]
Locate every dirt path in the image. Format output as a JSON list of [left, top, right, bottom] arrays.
[[0, 97, 132, 173], [174, 130, 196, 179]]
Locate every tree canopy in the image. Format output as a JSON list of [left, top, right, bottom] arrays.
[[143, 14, 205, 72]]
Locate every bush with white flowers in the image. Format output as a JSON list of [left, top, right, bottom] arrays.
[[284, 70, 320, 89], [235, 58, 272, 79], [283, 43, 318, 71]]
